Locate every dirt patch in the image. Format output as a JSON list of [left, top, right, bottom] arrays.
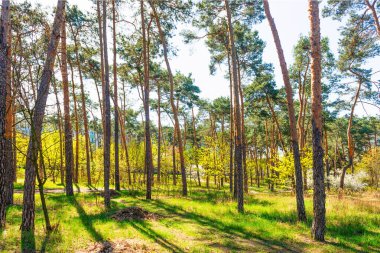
[[77, 239, 161, 253], [98, 189, 121, 198], [110, 206, 160, 221]]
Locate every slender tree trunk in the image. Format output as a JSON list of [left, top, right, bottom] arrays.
[[52, 78, 64, 184], [69, 62, 80, 184], [228, 59, 234, 193], [172, 131, 177, 186], [71, 33, 92, 186], [225, 0, 243, 213], [121, 83, 131, 185], [157, 83, 162, 183], [4, 17, 13, 206], [263, 0, 306, 221], [102, 0, 111, 208], [191, 107, 201, 187], [0, 0, 11, 228], [141, 0, 154, 200], [96, 0, 106, 132], [21, 0, 65, 231], [60, 8, 74, 196], [309, 0, 326, 241], [112, 0, 120, 191], [150, 1, 187, 196], [237, 63, 248, 194]]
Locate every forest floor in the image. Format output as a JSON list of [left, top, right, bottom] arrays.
[[1, 184, 379, 253]]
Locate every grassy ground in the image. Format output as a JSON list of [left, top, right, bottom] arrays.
[[1, 186, 379, 252]]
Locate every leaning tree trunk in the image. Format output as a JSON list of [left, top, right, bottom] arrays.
[[0, 0, 11, 229], [112, 0, 120, 191], [150, 1, 187, 196], [60, 8, 74, 196], [141, 0, 154, 200], [309, 0, 326, 241], [21, 0, 65, 231], [102, 0, 111, 208], [263, 0, 306, 222], [225, 0, 244, 213]]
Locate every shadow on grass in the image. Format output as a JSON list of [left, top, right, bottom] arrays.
[[150, 199, 301, 253], [74, 184, 81, 193], [70, 197, 103, 242], [69, 196, 112, 252], [129, 221, 185, 253], [21, 230, 36, 253]]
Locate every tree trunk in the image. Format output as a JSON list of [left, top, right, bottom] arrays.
[[309, 0, 326, 241], [157, 83, 162, 183], [225, 0, 243, 213], [52, 78, 64, 184], [60, 8, 74, 196], [191, 107, 201, 187], [102, 0, 111, 208], [21, 0, 65, 231], [0, 0, 11, 228], [228, 59, 234, 193], [96, 0, 106, 132], [112, 0, 120, 191], [69, 61, 80, 184], [150, 1, 187, 196], [71, 30, 92, 186], [141, 0, 154, 200], [263, 0, 306, 221], [4, 15, 13, 206]]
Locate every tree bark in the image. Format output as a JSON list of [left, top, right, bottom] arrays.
[[157, 83, 162, 183], [225, 0, 244, 213], [4, 15, 13, 206], [102, 0, 111, 208], [60, 7, 74, 196], [141, 0, 154, 200], [70, 28, 92, 186], [96, 0, 106, 132], [149, 1, 187, 196], [69, 61, 80, 184], [0, 0, 11, 228], [112, 0, 120, 191], [52, 77, 64, 184], [309, 0, 326, 241], [21, 0, 65, 231], [263, 0, 306, 221]]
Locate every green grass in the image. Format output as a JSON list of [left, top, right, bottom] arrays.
[[1, 187, 379, 252]]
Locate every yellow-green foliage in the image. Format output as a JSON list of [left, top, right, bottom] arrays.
[[357, 147, 379, 187], [199, 135, 229, 177]]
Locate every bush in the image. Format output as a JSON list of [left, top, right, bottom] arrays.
[[307, 170, 368, 191]]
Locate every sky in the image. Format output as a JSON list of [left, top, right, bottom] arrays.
[[21, 0, 380, 117]]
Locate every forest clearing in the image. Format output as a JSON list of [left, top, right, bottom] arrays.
[[0, 0, 379, 252]]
